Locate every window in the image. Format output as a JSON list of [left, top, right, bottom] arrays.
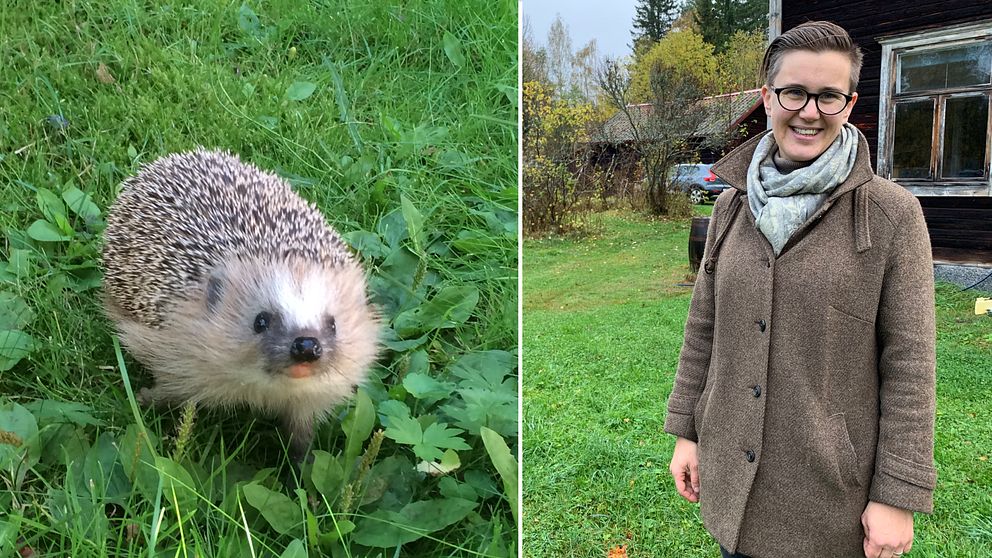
[[878, 22, 992, 195]]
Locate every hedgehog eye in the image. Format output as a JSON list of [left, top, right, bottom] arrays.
[[253, 312, 272, 334], [326, 316, 336, 335]]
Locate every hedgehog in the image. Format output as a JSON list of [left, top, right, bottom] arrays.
[[101, 148, 380, 461]]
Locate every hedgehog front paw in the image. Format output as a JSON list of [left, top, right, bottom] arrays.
[[136, 387, 159, 407]]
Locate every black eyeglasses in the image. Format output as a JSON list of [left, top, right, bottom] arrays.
[[772, 87, 854, 115]]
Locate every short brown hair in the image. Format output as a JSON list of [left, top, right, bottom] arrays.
[[761, 21, 863, 92]]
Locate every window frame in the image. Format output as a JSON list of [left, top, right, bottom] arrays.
[[878, 20, 992, 196]]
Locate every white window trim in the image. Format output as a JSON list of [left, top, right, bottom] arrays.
[[877, 20, 992, 196]]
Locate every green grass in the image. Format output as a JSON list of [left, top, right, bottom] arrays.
[[522, 211, 992, 557], [0, 1, 517, 556]]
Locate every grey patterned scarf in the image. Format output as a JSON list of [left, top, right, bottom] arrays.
[[746, 123, 858, 255]]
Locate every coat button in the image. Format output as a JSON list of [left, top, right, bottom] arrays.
[[752, 385, 761, 398], [745, 450, 756, 462], [756, 319, 766, 332]]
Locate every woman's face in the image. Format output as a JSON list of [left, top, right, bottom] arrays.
[[761, 50, 858, 162]]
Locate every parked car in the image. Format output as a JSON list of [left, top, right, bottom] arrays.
[[669, 163, 730, 204]]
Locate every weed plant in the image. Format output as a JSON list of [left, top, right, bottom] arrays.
[[0, 1, 517, 556], [523, 211, 992, 557]]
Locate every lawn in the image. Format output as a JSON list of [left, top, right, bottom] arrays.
[[522, 209, 992, 557], [0, 1, 517, 556]]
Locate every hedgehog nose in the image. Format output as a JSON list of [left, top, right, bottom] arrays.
[[290, 337, 322, 363]]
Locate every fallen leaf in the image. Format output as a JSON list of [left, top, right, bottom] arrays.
[[96, 63, 115, 84], [607, 544, 628, 558]]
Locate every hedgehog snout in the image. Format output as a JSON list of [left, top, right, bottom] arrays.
[[290, 336, 322, 363]]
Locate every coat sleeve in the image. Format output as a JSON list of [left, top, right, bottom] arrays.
[[869, 198, 938, 513], [663, 191, 729, 441]]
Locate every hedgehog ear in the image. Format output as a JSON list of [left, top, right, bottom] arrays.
[[206, 272, 225, 313]]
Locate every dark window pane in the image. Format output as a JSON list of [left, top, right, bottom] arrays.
[[899, 43, 992, 93], [942, 95, 989, 179], [892, 100, 934, 179]]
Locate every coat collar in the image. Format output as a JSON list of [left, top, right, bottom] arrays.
[[711, 127, 876, 203]]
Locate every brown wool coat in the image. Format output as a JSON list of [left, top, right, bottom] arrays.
[[664, 130, 937, 558]]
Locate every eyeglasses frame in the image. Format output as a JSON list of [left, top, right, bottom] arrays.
[[771, 86, 855, 116]]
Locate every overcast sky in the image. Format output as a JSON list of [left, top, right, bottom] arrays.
[[523, 0, 639, 62]]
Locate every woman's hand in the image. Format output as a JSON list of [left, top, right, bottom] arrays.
[[669, 437, 700, 502], [862, 501, 913, 558]]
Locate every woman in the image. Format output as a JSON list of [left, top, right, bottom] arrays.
[[665, 21, 936, 558]]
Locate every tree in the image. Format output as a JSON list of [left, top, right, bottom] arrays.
[[628, 29, 718, 102], [599, 58, 713, 215], [691, 0, 767, 53], [522, 81, 597, 234], [571, 39, 600, 101], [716, 30, 766, 92], [522, 17, 549, 86], [546, 14, 573, 95], [631, 0, 681, 51]]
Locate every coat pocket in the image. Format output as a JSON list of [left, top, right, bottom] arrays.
[[826, 413, 862, 489], [826, 305, 878, 411]]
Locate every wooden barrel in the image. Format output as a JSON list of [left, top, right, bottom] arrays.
[[688, 216, 710, 273]]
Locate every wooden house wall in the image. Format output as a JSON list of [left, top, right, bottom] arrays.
[[783, 1, 992, 264], [700, 105, 768, 163]]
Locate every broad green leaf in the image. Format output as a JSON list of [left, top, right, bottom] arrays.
[[407, 349, 429, 376], [309, 450, 344, 501], [38, 424, 89, 466], [442, 386, 516, 437], [377, 399, 411, 428], [420, 422, 471, 460], [24, 400, 104, 427], [342, 389, 375, 467], [62, 187, 101, 221], [317, 519, 355, 546], [237, 3, 260, 34], [393, 285, 480, 337], [403, 371, 455, 404], [156, 456, 197, 511], [0, 401, 37, 455], [0, 514, 21, 550], [342, 230, 389, 260], [382, 412, 422, 446], [118, 424, 159, 501], [243, 482, 302, 535], [279, 538, 307, 558], [0, 292, 34, 330], [380, 328, 428, 352], [36, 187, 66, 223], [127, 145, 138, 160], [258, 115, 279, 129], [286, 81, 317, 101], [82, 432, 130, 502], [481, 427, 518, 524], [451, 230, 493, 253], [0, 330, 34, 371], [7, 249, 33, 278], [464, 468, 498, 497], [442, 32, 465, 68], [377, 208, 409, 249], [438, 475, 477, 501], [26, 219, 71, 242], [351, 498, 477, 547], [449, 350, 516, 391], [400, 195, 425, 252]]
